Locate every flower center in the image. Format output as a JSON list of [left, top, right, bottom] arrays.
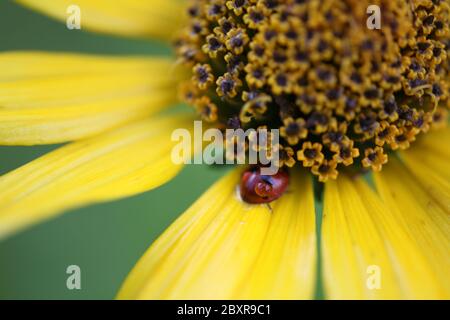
[[175, 0, 449, 181]]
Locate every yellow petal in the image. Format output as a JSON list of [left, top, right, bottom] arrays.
[[322, 174, 449, 299], [322, 176, 402, 299], [410, 127, 450, 160], [400, 151, 450, 212], [399, 127, 450, 211], [401, 126, 450, 186], [117, 169, 316, 300], [0, 114, 192, 239], [15, 0, 186, 40], [374, 157, 450, 298], [0, 52, 181, 145]]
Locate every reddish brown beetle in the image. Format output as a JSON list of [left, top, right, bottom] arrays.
[[239, 165, 290, 206]]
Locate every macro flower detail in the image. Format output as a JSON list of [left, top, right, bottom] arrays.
[[176, 0, 450, 179], [194, 96, 219, 122], [193, 63, 215, 89], [297, 142, 325, 167], [362, 146, 388, 172], [0, 0, 448, 301]]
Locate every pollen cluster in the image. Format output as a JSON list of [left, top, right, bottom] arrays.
[[175, 0, 449, 181]]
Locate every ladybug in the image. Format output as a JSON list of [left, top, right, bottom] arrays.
[[239, 165, 290, 205]]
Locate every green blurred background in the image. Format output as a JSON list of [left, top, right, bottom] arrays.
[[0, 1, 229, 299]]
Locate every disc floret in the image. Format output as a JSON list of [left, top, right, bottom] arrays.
[[175, 0, 449, 181]]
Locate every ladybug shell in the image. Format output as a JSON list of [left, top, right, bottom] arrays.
[[239, 166, 289, 204]]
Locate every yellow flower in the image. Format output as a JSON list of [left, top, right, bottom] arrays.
[[0, 0, 449, 300]]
